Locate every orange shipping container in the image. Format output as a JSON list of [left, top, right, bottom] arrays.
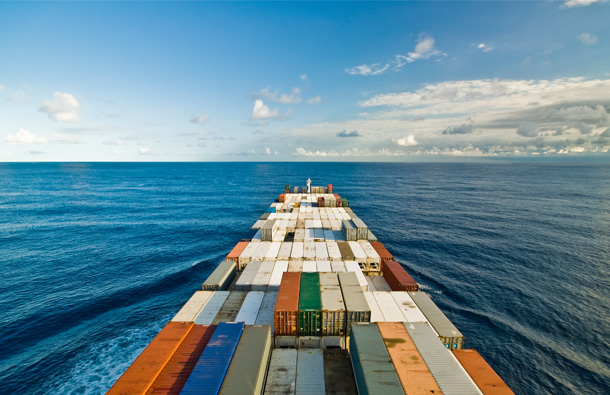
[[274, 272, 301, 335], [452, 349, 515, 395], [278, 193, 286, 203], [147, 325, 217, 394], [226, 242, 248, 263], [377, 322, 443, 395], [107, 322, 193, 395]]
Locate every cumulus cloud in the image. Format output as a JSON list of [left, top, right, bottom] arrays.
[[337, 129, 360, 138], [477, 43, 494, 52], [294, 147, 341, 157], [250, 99, 291, 124], [346, 33, 443, 76], [396, 135, 418, 146], [442, 124, 474, 135], [253, 87, 302, 104], [39, 92, 80, 122], [190, 114, 209, 124], [562, 0, 606, 8], [5, 128, 47, 145], [516, 124, 540, 137], [578, 33, 598, 45]]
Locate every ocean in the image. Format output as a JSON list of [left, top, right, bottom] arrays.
[[0, 162, 608, 394]]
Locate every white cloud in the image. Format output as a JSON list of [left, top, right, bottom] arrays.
[[0, 84, 5, 91], [477, 43, 494, 53], [562, 0, 606, 8], [8, 90, 30, 102], [300, 74, 308, 81], [5, 128, 47, 145], [250, 99, 291, 124], [345, 63, 390, 76], [190, 114, 209, 124], [112, 150, 124, 155], [294, 147, 341, 157], [139, 147, 150, 155], [251, 99, 279, 120], [396, 135, 418, 146], [346, 33, 443, 76], [578, 33, 598, 45], [39, 91, 80, 122], [254, 87, 302, 104], [307, 95, 322, 104], [53, 133, 81, 144]]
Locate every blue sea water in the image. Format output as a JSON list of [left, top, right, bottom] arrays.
[[0, 162, 609, 395]]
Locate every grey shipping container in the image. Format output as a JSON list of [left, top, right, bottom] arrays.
[[262, 220, 277, 241], [339, 273, 371, 327], [202, 260, 236, 291], [341, 220, 357, 241], [213, 291, 248, 324], [235, 261, 263, 291], [194, 291, 231, 325], [409, 292, 465, 349], [264, 349, 297, 395], [320, 286, 346, 336], [349, 323, 404, 395], [403, 322, 481, 395], [296, 349, 326, 394], [220, 325, 273, 395], [349, 215, 369, 241]]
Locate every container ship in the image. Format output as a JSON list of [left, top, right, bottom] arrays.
[[107, 181, 514, 395]]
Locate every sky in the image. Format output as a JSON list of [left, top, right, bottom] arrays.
[[1, 0, 609, 162]]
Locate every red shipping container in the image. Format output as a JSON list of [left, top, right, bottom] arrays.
[[108, 322, 193, 394], [383, 260, 419, 292], [147, 325, 217, 394], [327, 184, 333, 193], [333, 194, 342, 207], [317, 197, 324, 207], [278, 193, 285, 203], [226, 242, 248, 263], [274, 272, 301, 335]]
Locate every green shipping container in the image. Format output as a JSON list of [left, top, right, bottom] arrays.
[[298, 272, 322, 336]]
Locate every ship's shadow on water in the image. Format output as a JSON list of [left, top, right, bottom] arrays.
[[0, 162, 609, 395]]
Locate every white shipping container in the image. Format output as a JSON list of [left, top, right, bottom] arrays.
[[252, 261, 275, 291], [331, 261, 346, 272], [332, 230, 345, 241], [268, 261, 289, 291], [330, 219, 343, 231], [193, 291, 230, 325], [327, 210, 336, 220], [344, 261, 369, 291], [391, 292, 429, 323], [313, 228, 325, 241], [273, 228, 287, 242], [313, 219, 323, 228], [302, 261, 317, 272], [303, 241, 316, 261], [290, 242, 304, 260], [288, 260, 303, 272], [278, 242, 293, 260], [234, 291, 265, 325], [289, 211, 298, 220], [235, 261, 262, 291], [314, 242, 329, 261], [252, 242, 272, 261], [296, 350, 326, 394], [323, 230, 335, 241], [268, 213, 278, 220], [359, 240, 381, 267], [266, 242, 282, 260], [252, 219, 266, 229], [363, 292, 384, 323], [348, 241, 368, 269], [255, 292, 278, 330], [317, 260, 332, 272], [171, 291, 213, 322], [287, 219, 297, 232], [374, 291, 406, 322], [305, 220, 315, 229], [326, 241, 342, 261], [238, 241, 259, 269]]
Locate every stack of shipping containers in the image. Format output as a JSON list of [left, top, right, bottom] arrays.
[[109, 185, 513, 395]]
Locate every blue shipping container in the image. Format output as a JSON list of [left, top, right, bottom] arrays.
[[180, 322, 245, 395]]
